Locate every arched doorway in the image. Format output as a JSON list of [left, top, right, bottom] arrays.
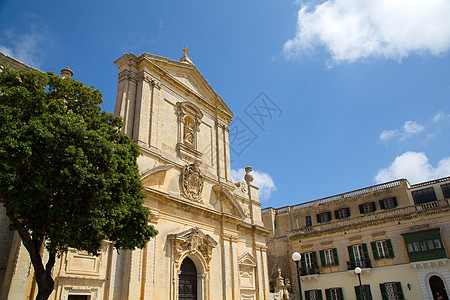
[[179, 257, 197, 300], [430, 275, 449, 300]]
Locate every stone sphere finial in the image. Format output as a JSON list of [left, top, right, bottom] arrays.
[[244, 166, 254, 183], [61, 66, 73, 79]]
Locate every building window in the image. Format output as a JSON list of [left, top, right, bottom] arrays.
[[320, 248, 339, 267], [411, 187, 437, 204], [402, 228, 446, 262], [371, 240, 394, 260], [305, 215, 312, 227], [306, 289, 323, 300], [325, 288, 343, 300], [380, 282, 404, 300], [441, 183, 450, 199], [334, 207, 350, 219], [354, 284, 373, 300], [379, 197, 398, 209], [301, 251, 318, 275], [316, 212, 331, 223], [68, 296, 90, 300], [348, 244, 371, 269], [359, 202, 376, 214]]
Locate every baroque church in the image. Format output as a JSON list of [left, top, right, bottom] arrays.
[[0, 50, 270, 299]]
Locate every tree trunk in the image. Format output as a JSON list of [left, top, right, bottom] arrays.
[[3, 199, 56, 300]]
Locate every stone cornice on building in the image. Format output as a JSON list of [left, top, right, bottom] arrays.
[[143, 186, 270, 236], [286, 200, 450, 239]]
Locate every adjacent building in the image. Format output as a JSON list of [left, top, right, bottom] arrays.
[[263, 177, 450, 300], [0, 50, 270, 300]]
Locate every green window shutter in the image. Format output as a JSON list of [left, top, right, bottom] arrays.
[[380, 283, 388, 300], [348, 246, 355, 263], [338, 288, 344, 300], [301, 253, 306, 274], [312, 251, 318, 268], [334, 210, 340, 219], [371, 202, 377, 212], [317, 214, 322, 223], [362, 243, 369, 260], [354, 286, 362, 300], [386, 239, 395, 258], [393, 197, 398, 207], [305, 291, 311, 300], [333, 248, 339, 265], [318, 289, 324, 300], [359, 204, 365, 214], [364, 285, 373, 300], [371, 241, 380, 260], [346, 207, 351, 217], [327, 211, 332, 221], [320, 250, 326, 266], [379, 199, 386, 209], [395, 282, 404, 299], [325, 289, 331, 300]]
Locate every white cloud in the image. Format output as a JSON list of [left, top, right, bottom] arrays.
[[403, 120, 424, 134], [283, 0, 450, 64], [374, 151, 450, 184], [379, 120, 425, 143], [231, 168, 277, 201], [433, 111, 450, 123], [0, 16, 50, 68], [379, 130, 397, 143]]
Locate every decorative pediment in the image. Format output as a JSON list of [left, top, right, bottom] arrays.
[[140, 164, 175, 190], [144, 53, 233, 118], [239, 252, 257, 267], [168, 227, 217, 268], [212, 185, 248, 219]]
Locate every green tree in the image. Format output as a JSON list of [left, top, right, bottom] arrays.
[[0, 66, 158, 300]]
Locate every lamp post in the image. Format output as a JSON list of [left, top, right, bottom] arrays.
[[355, 267, 365, 300], [292, 252, 303, 300]]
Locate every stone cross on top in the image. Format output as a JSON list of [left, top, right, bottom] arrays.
[[180, 47, 194, 65], [182, 47, 189, 57]]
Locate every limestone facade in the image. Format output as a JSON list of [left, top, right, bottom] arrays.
[[0, 50, 270, 299], [263, 177, 450, 300]]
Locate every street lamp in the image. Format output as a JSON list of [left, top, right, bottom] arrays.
[[292, 252, 303, 300], [355, 267, 365, 300]]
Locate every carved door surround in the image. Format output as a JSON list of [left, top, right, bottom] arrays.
[[176, 101, 203, 163], [168, 227, 217, 300]]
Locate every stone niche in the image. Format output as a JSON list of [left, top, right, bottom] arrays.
[[239, 252, 257, 300]]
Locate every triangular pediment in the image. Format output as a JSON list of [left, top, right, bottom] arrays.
[[239, 252, 257, 266], [212, 185, 247, 219], [138, 53, 234, 119]]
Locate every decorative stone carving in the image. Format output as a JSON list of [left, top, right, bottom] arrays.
[[168, 227, 217, 268], [176, 101, 203, 162], [181, 163, 204, 202], [234, 181, 248, 194]]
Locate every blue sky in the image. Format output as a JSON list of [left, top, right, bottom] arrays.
[[1, 0, 450, 208]]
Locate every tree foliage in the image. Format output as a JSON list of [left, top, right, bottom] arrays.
[[0, 65, 157, 299]]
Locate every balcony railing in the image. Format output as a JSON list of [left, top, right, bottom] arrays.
[[347, 258, 372, 270], [287, 200, 450, 238]]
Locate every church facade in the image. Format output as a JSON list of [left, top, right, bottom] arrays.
[[0, 50, 270, 300]]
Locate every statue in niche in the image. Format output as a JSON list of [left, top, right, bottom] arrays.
[[183, 117, 195, 146]]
